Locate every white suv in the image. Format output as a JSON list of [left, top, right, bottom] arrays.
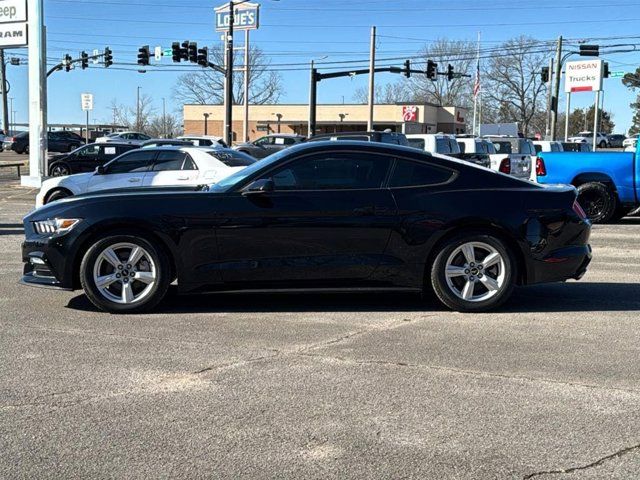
[[568, 131, 609, 148], [406, 134, 460, 155]]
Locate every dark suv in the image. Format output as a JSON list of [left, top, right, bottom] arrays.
[[48, 142, 139, 176], [306, 131, 410, 146], [3, 131, 84, 154], [234, 134, 305, 159]]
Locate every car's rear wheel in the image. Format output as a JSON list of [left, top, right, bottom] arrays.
[[598, 140, 607, 148], [80, 235, 170, 313], [576, 182, 617, 223], [49, 163, 71, 177], [430, 233, 516, 312]]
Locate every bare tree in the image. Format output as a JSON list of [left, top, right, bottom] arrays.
[[482, 36, 549, 136], [147, 113, 182, 138], [108, 95, 157, 132], [173, 44, 283, 105], [409, 38, 476, 107], [352, 81, 413, 104]]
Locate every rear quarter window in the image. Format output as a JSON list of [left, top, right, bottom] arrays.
[[389, 159, 454, 188]]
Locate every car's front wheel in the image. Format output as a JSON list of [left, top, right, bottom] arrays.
[[430, 233, 516, 312], [80, 235, 171, 313]]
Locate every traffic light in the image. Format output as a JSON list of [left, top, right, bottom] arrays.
[[426, 60, 437, 80], [10, 57, 20, 66], [104, 47, 113, 68], [172, 42, 181, 62], [137, 45, 150, 66], [579, 44, 599, 57], [446, 64, 455, 81], [64, 54, 72, 72], [197, 47, 209, 67], [403, 59, 411, 78], [604, 62, 610, 78], [80, 51, 89, 70], [188, 42, 198, 63], [541, 66, 549, 83], [180, 41, 189, 61]]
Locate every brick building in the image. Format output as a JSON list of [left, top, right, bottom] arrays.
[[183, 103, 468, 142]]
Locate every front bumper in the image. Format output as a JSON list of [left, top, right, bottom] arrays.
[[21, 249, 72, 290]]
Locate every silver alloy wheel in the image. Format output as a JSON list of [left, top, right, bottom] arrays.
[[444, 241, 506, 303], [92, 242, 157, 305], [51, 165, 69, 176]]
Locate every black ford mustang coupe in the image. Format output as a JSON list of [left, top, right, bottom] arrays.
[[21, 141, 592, 313]]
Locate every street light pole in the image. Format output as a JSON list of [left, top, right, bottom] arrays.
[[136, 86, 141, 131], [162, 97, 166, 138], [224, 1, 235, 146]]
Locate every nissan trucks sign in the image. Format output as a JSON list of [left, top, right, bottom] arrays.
[[215, 2, 260, 31], [564, 60, 603, 93]]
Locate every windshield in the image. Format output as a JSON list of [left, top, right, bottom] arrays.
[[209, 149, 289, 192]]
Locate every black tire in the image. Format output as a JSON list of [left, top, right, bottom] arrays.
[[80, 234, 171, 313], [45, 189, 72, 204], [49, 162, 71, 177], [430, 232, 516, 312], [24, 144, 29, 154], [598, 140, 607, 149], [576, 182, 617, 224]]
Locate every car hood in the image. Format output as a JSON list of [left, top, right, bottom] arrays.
[[232, 142, 255, 149]]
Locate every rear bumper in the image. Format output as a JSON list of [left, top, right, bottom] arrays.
[[527, 244, 592, 284]]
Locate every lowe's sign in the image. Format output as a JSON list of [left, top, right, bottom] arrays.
[[215, 2, 260, 32]]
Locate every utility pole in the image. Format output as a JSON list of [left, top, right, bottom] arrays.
[[243, 29, 250, 142], [0, 50, 8, 135], [309, 62, 317, 137], [550, 35, 563, 140], [225, 1, 235, 146], [367, 26, 376, 131], [545, 58, 553, 139]]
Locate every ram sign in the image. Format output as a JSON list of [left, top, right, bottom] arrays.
[[215, 2, 260, 31], [564, 60, 603, 93]]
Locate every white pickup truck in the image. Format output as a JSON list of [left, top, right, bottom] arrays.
[[481, 136, 536, 181], [406, 134, 491, 169]]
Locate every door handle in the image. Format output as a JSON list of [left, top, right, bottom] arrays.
[[128, 178, 141, 183], [177, 175, 189, 180]]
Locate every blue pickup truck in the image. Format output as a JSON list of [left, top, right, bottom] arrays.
[[536, 142, 640, 223]]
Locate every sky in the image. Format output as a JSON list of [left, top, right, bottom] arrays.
[[5, 0, 640, 133]]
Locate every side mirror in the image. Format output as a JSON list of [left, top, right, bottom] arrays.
[[96, 165, 105, 175], [243, 178, 274, 195]]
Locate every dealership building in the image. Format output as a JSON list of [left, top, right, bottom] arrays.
[[183, 103, 468, 142]]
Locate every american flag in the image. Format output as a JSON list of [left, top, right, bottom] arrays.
[[473, 59, 481, 97]]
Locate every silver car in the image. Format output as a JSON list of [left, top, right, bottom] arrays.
[[95, 131, 152, 145]]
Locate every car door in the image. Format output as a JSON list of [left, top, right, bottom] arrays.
[[251, 136, 273, 158], [214, 150, 397, 285], [85, 149, 156, 193], [143, 150, 199, 186]]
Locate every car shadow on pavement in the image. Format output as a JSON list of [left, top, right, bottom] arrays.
[[0, 223, 23, 236], [65, 282, 640, 314]]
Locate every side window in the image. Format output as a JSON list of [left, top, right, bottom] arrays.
[[435, 138, 451, 153], [281, 137, 296, 145], [458, 141, 466, 153], [408, 138, 425, 150], [389, 159, 454, 188], [254, 136, 271, 146], [77, 145, 99, 157], [534, 144, 542, 154], [106, 150, 155, 174], [449, 139, 461, 153], [152, 151, 189, 171], [266, 153, 391, 190], [101, 145, 118, 157]]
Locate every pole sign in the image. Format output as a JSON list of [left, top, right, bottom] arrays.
[[81, 93, 93, 111], [215, 2, 260, 31], [564, 59, 603, 93], [0, 0, 27, 47]]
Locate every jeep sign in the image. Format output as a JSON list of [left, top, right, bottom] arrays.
[[564, 59, 603, 93], [0, 0, 27, 23]]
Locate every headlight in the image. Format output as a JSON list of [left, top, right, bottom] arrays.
[[32, 218, 81, 235]]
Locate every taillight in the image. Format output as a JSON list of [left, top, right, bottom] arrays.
[[536, 157, 547, 176], [499, 157, 510, 174], [573, 200, 587, 219]]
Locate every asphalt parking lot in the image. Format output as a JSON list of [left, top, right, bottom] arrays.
[[1, 175, 639, 479]]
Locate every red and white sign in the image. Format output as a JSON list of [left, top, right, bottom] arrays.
[[565, 60, 603, 93], [402, 106, 418, 122]]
